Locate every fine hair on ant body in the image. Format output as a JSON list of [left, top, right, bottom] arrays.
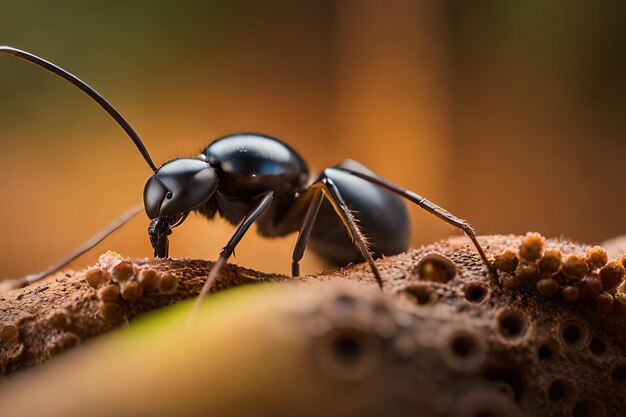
[[0, 46, 493, 312]]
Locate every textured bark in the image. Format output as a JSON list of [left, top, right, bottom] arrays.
[[2, 238, 487, 374], [2, 235, 626, 417], [0, 252, 288, 374]]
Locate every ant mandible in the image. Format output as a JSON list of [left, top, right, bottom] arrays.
[[0, 46, 493, 307]]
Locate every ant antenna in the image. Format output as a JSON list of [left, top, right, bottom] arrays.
[[0, 46, 157, 172]]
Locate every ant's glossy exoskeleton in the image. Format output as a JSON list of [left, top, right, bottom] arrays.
[[0, 46, 493, 307]]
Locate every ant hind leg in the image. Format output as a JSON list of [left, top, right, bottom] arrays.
[[334, 167, 495, 277]]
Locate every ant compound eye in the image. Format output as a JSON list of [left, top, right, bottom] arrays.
[[166, 191, 173, 199]]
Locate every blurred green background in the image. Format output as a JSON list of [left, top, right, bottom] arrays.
[[1, 1, 625, 279]]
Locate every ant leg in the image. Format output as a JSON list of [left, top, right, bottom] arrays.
[[291, 188, 324, 277], [335, 167, 495, 275], [190, 191, 274, 318], [313, 177, 384, 289], [0, 205, 143, 292]]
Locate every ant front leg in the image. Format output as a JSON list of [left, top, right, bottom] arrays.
[[189, 191, 274, 319], [0, 205, 143, 292]]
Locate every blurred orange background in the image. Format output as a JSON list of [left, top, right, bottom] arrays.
[[0, 1, 625, 279]]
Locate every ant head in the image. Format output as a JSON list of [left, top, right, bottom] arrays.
[[144, 158, 217, 219]]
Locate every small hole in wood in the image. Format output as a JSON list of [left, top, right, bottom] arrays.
[[561, 321, 584, 346], [589, 337, 606, 355], [413, 253, 457, 283], [497, 309, 528, 340], [464, 282, 488, 303], [549, 379, 567, 402]]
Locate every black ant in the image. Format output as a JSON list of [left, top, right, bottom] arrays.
[[0, 46, 493, 306]]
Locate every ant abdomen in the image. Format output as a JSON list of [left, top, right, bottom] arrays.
[[308, 160, 411, 265]]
